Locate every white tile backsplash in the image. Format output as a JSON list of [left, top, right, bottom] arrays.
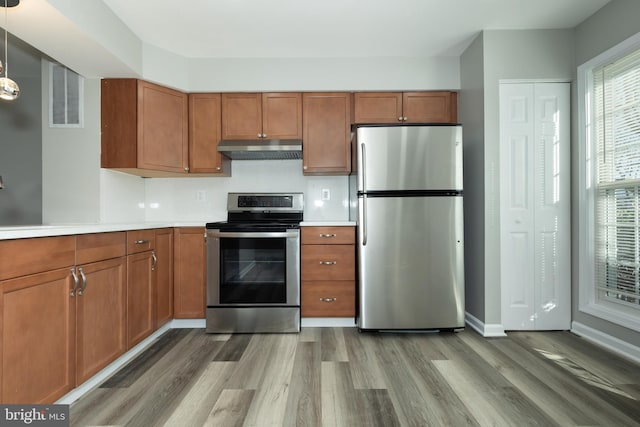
[[144, 160, 350, 222], [100, 170, 146, 223]]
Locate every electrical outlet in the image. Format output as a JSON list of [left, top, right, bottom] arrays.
[[196, 190, 207, 202], [321, 188, 330, 201]]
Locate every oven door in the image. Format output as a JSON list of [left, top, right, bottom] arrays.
[[206, 229, 300, 307]]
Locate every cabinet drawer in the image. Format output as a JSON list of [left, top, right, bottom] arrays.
[[0, 236, 76, 281], [76, 232, 126, 264], [127, 229, 155, 254], [301, 226, 355, 245], [301, 245, 355, 281], [301, 281, 355, 317]]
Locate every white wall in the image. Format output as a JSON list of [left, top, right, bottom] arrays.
[[145, 162, 349, 223], [42, 70, 101, 224]]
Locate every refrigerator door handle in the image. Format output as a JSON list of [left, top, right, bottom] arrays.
[[362, 195, 368, 246], [360, 142, 368, 246]]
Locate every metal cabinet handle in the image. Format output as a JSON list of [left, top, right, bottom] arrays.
[[151, 251, 157, 271], [320, 233, 337, 238], [398, 116, 403, 121], [403, 116, 408, 121], [78, 267, 87, 296], [184, 167, 190, 172], [319, 261, 337, 265], [70, 267, 79, 297], [134, 239, 149, 245], [320, 297, 337, 302]]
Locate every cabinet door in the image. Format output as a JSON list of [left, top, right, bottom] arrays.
[[155, 228, 174, 328], [137, 80, 189, 173], [262, 92, 302, 139], [402, 91, 457, 123], [353, 92, 403, 124], [173, 228, 205, 318], [302, 92, 352, 175], [76, 258, 127, 384], [189, 93, 230, 175], [301, 245, 355, 281], [301, 226, 355, 245], [301, 281, 355, 317], [221, 93, 262, 140], [1, 268, 75, 404], [127, 251, 154, 348]]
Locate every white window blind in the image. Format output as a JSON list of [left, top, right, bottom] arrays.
[[593, 47, 640, 310]]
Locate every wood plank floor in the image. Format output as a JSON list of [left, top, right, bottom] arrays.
[[69, 328, 640, 427]]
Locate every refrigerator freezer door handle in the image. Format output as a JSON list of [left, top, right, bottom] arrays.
[[361, 142, 367, 192]]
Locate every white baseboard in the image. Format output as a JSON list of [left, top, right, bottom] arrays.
[[170, 318, 206, 328], [301, 317, 356, 328], [465, 311, 507, 337], [571, 321, 640, 363], [55, 323, 172, 405]]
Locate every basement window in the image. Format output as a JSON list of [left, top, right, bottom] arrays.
[[578, 32, 640, 331], [49, 62, 83, 128]]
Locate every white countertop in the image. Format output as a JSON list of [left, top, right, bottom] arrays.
[[300, 221, 356, 227], [0, 221, 355, 240], [0, 222, 206, 240]]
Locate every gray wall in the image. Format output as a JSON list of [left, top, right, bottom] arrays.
[[0, 35, 43, 225], [460, 33, 486, 322], [483, 29, 575, 325], [572, 0, 640, 347], [460, 29, 575, 327]]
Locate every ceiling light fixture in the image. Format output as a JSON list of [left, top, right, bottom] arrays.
[[0, 0, 19, 101]]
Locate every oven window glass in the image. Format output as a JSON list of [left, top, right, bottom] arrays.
[[219, 237, 287, 304]]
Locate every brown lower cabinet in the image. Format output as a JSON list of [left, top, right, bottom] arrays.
[[301, 226, 356, 317], [126, 251, 155, 348], [0, 227, 205, 404], [1, 268, 76, 404], [173, 227, 206, 318], [0, 232, 128, 404], [75, 257, 127, 384], [154, 228, 174, 328]]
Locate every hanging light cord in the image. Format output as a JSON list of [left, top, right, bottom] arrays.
[[3, 0, 8, 78]]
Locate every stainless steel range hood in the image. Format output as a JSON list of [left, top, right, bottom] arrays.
[[217, 139, 303, 160]]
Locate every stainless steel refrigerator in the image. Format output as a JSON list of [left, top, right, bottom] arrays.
[[354, 125, 465, 330]]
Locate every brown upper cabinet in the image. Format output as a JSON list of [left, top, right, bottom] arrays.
[[101, 79, 189, 177], [302, 92, 352, 175], [221, 92, 302, 140], [353, 91, 458, 124], [188, 93, 231, 176]]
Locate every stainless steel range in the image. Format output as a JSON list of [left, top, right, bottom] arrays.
[[205, 193, 303, 333]]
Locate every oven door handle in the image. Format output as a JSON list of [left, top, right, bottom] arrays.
[[207, 231, 299, 239]]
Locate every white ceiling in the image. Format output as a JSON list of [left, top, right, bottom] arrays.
[[102, 0, 611, 59]]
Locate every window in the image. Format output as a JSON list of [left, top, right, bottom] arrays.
[[579, 32, 640, 331], [49, 62, 83, 128]]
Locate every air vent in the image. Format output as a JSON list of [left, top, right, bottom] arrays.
[[218, 139, 303, 160], [49, 62, 83, 128]]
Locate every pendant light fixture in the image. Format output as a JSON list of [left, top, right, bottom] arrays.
[[0, 0, 19, 101]]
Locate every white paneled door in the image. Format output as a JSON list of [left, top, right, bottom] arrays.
[[499, 82, 570, 330]]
